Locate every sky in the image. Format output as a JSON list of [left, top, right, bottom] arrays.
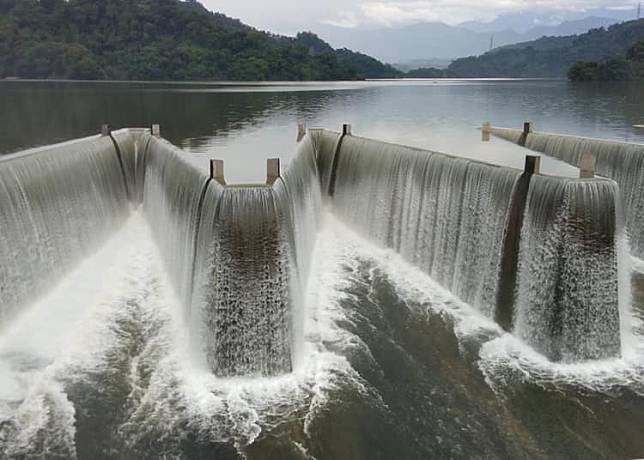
[[202, 0, 638, 34]]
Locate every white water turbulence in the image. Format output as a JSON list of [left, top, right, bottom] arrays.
[[514, 176, 623, 362], [313, 130, 627, 363], [143, 134, 323, 377], [491, 126, 644, 258], [141, 136, 209, 309], [321, 133, 521, 318], [200, 186, 293, 376], [191, 137, 323, 376], [272, 134, 323, 369], [0, 136, 129, 328], [0, 214, 172, 458]]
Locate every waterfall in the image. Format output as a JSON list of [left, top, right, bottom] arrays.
[[314, 131, 625, 362], [110, 128, 150, 204], [196, 186, 292, 376], [273, 134, 323, 368], [491, 127, 644, 258], [142, 136, 210, 309], [514, 176, 622, 362], [143, 134, 322, 376], [320, 134, 521, 317], [0, 126, 626, 369], [309, 129, 342, 195], [0, 135, 130, 328], [273, 135, 323, 295]]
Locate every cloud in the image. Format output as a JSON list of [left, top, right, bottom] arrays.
[[202, 0, 635, 34], [324, 0, 635, 27], [359, 1, 497, 26]]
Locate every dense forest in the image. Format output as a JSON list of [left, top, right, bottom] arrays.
[[568, 40, 644, 81], [445, 19, 644, 78], [0, 0, 401, 81]]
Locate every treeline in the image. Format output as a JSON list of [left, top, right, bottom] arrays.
[[568, 40, 644, 81], [0, 0, 401, 81], [443, 19, 644, 78]]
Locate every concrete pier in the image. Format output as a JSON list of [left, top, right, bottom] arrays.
[[297, 123, 306, 143], [580, 153, 596, 179], [482, 122, 491, 142], [328, 124, 353, 197], [519, 122, 533, 147], [266, 158, 281, 185], [210, 159, 226, 185], [495, 154, 541, 331]]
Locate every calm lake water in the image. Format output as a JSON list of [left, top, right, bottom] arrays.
[[1, 79, 643, 181], [2, 79, 644, 460]]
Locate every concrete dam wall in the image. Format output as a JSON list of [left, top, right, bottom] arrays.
[[490, 124, 644, 259], [312, 128, 624, 362], [0, 126, 628, 376]]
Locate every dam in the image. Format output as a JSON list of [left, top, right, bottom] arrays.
[[487, 122, 644, 259], [0, 123, 629, 374]]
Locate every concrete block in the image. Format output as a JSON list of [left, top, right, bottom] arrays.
[[297, 123, 306, 142], [580, 153, 596, 179], [210, 159, 226, 185], [266, 158, 281, 185]]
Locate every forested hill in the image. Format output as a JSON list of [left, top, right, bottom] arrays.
[[0, 0, 401, 81], [447, 19, 644, 78]]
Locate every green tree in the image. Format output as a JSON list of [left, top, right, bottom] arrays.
[[568, 61, 599, 81], [0, 0, 401, 81], [63, 44, 104, 79], [597, 58, 633, 81]]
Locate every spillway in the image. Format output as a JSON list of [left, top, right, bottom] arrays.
[[490, 125, 644, 259], [317, 131, 520, 318], [514, 176, 622, 361], [0, 135, 130, 328], [139, 132, 322, 376], [311, 128, 626, 362], [0, 125, 629, 373]]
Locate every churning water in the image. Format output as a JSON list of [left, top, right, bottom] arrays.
[[1, 118, 644, 457], [2, 212, 644, 458], [319, 131, 627, 363]]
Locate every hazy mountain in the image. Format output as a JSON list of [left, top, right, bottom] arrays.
[[316, 22, 484, 62], [393, 58, 453, 72], [315, 15, 624, 63], [460, 8, 637, 34]]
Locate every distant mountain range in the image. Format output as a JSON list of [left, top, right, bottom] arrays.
[[458, 8, 638, 34], [315, 13, 637, 65]]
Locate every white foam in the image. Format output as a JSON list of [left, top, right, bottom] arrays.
[[632, 256, 644, 274], [0, 213, 157, 455], [45, 210, 364, 453], [317, 213, 644, 395], [2, 209, 643, 455]]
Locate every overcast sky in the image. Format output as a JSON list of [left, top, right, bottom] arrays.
[[202, 0, 637, 34]]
